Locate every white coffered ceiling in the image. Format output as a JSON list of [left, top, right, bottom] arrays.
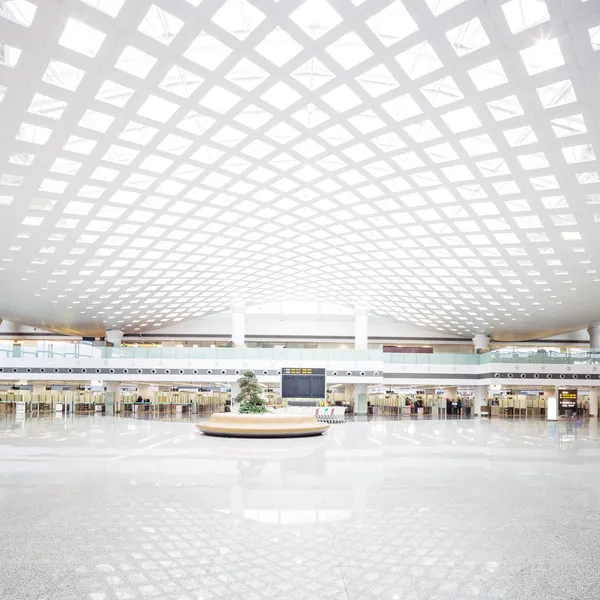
[[1, 0, 600, 339]]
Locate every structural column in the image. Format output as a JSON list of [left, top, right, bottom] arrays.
[[105, 381, 121, 414], [105, 329, 123, 347], [445, 386, 457, 417], [230, 382, 241, 405], [472, 334, 490, 353], [354, 306, 369, 351], [589, 388, 600, 418], [588, 326, 600, 350], [231, 302, 245, 347], [354, 383, 368, 415], [473, 385, 488, 417], [32, 383, 46, 399], [137, 384, 150, 400]]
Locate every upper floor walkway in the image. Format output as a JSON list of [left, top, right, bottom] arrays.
[[1, 343, 600, 365]]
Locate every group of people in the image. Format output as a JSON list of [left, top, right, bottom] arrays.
[[404, 397, 425, 412], [446, 398, 463, 416]]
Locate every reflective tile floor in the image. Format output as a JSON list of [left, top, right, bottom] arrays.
[[2, 414, 600, 600]]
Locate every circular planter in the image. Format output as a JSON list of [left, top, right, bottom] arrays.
[[196, 412, 329, 438]]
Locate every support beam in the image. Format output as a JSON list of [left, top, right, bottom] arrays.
[[105, 381, 121, 414], [231, 303, 245, 347], [354, 384, 368, 415], [105, 329, 123, 347], [473, 385, 488, 417], [473, 334, 490, 353], [137, 384, 150, 400], [588, 326, 600, 350], [589, 388, 600, 418], [354, 306, 368, 351], [32, 383, 46, 399]]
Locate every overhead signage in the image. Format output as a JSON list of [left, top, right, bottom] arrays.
[[281, 367, 325, 399], [558, 389, 577, 415], [282, 368, 325, 375]]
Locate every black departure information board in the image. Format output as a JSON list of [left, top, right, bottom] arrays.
[[281, 367, 326, 399], [558, 389, 577, 415]]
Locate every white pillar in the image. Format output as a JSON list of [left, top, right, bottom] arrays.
[[445, 386, 458, 417], [547, 386, 558, 421], [588, 326, 600, 349], [473, 385, 488, 416], [105, 381, 121, 413], [230, 382, 241, 406], [231, 303, 245, 347], [354, 306, 368, 351], [137, 384, 150, 399], [105, 329, 123, 347], [589, 388, 600, 418], [32, 383, 46, 399], [473, 334, 490, 353], [354, 383, 368, 415], [344, 384, 353, 405]]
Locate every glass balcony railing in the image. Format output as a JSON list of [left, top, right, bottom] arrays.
[[0, 345, 384, 362], [382, 352, 481, 365], [482, 350, 600, 365], [1, 344, 600, 365]]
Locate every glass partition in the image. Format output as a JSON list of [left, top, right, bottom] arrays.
[[2, 341, 600, 365]]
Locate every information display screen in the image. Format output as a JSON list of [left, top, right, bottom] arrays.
[[281, 367, 326, 399], [558, 389, 577, 415]]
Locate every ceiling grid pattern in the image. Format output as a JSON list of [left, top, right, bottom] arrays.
[[1, 0, 600, 337]]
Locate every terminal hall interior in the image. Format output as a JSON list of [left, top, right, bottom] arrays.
[[3, 1, 600, 599]]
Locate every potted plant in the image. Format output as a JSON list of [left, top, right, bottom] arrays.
[[235, 370, 269, 414]]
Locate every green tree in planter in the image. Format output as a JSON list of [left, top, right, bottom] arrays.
[[236, 370, 268, 414]]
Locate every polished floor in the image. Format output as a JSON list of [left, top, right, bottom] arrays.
[[2, 414, 600, 600]]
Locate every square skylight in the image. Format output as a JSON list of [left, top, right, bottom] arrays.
[[366, 1, 418, 46], [420, 77, 463, 107], [138, 5, 183, 45], [290, 0, 341, 39], [137, 95, 180, 122], [551, 114, 586, 138], [423, 0, 467, 16], [446, 17, 490, 56], [326, 32, 373, 69], [95, 80, 134, 107], [115, 46, 157, 78], [212, 0, 265, 40], [442, 106, 482, 132], [199, 86, 240, 113], [537, 80, 576, 108], [321, 85, 361, 112], [0, 0, 37, 26], [502, 0, 550, 34], [59, 18, 105, 57], [0, 43, 21, 67], [42, 60, 85, 91], [562, 144, 596, 164], [81, 0, 126, 17], [521, 38, 565, 75], [260, 82, 301, 110], [16, 123, 52, 145], [254, 27, 302, 67], [159, 66, 203, 98], [469, 60, 508, 90], [504, 125, 538, 147], [487, 95, 524, 121], [396, 41, 443, 79], [460, 134, 497, 156]]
